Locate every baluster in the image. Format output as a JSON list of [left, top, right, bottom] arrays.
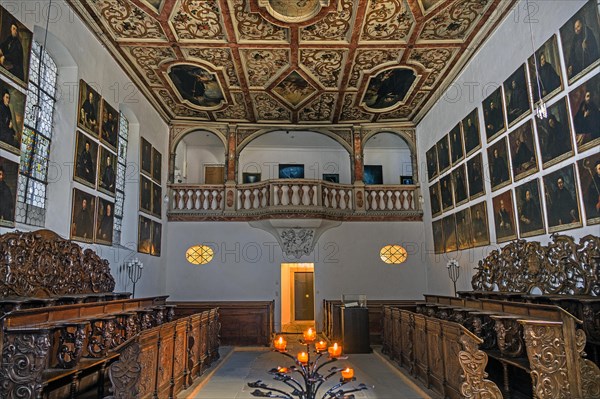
[[182, 190, 190, 210], [257, 189, 264, 208], [207, 190, 215, 210], [322, 187, 328, 207], [327, 188, 334, 207], [334, 190, 341, 209], [241, 189, 249, 209], [344, 190, 351, 210], [216, 190, 223, 210], [406, 190, 414, 210], [265, 187, 271, 207], [287, 184, 295, 206], [276, 185, 284, 206], [249, 189, 256, 210], [307, 185, 315, 206], [173, 190, 181, 210]]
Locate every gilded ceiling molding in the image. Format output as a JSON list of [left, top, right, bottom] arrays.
[[378, 91, 427, 121], [299, 49, 347, 88], [299, 93, 337, 123], [241, 49, 290, 89], [359, 0, 414, 43], [250, 93, 292, 122], [299, 0, 354, 42], [156, 88, 211, 119], [256, 0, 330, 24], [408, 47, 459, 89], [169, 0, 227, 41], [419, 0, 493, 42], [348, 49, 403, 89], [182, 48, 241, 87], [231, 0, 289, 42], [88, 0, 167, 41], [123, 46, 177, 86], [215, 92, 251, 121], [339, 94, 373, 123]]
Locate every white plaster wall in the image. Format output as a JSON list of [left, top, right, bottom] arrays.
[[0, 0, 169, 297], [184, 145, 225, 184], [417, 0, 600, 296], [165, 221, 427, 330], [363, 148, 413, 184], [239, 147, 352, 183]]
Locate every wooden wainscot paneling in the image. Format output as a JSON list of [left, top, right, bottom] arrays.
[[169, 301, 274, 346]]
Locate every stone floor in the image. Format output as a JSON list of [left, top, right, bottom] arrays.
[[180, 340, 432, 399]]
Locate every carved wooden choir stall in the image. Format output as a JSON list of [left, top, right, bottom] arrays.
[[0, 230, 221, 398], [381, 234, 600, 399]]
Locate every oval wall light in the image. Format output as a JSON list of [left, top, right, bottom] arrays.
[[380, 245, 408, 264], [186, 245, 214, 265]]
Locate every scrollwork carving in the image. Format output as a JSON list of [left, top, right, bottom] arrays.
[[0, 230, 115, 298], [57, 323, 87, 369], [458, 334, 503, 398], [575, 329, 600, 398], [471, 234, 600, 296], [107, 341, 142, 399]]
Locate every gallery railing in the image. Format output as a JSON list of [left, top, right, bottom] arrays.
[[168, 180, 421, 221]]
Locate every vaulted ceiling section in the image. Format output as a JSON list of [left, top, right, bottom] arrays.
[[67, 0, 516, 126]]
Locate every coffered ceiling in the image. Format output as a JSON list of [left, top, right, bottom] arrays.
[[68, 0, 516, 126]]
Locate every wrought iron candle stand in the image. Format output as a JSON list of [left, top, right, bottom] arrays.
[[125, 258, 143, 298], [447, 258, 460, 297], [248, 338, 368, 399]]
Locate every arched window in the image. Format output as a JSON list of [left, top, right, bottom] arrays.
[[16, 41, 57, 226], [113, 112, 129, 245]]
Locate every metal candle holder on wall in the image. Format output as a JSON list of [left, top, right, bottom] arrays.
[[125, 258, 143, 298], [447, 259, 460, 297], [248, 336, 368, 399]]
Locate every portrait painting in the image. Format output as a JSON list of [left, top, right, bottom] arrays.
[[462, 108, 481, 157], [432, 219, 444, 254], [456, 208, 473, 250], [426, 145, 438, 181], [140, 137, 152, 176], [515, 179, 545, 238], [529, 35, 563, 102], [0, 78, 25, 154], [482, 87, 506, 142], [100, 100, 119, 151], [436, 135, 450, 174], [0, 6, 32, 87], [577, 151, 600, 225], [487, 137, 511, 191], [560, 0, 600, 83], [440, 174, 454, 211], [138, 215, 152, 254], [152, 182, 162, 217], [492, 190, 517, 243], [504, 64, 531, 126], [543, 164, 582, 232], [168, 64, 225, 108], [70, 188, 96, 243], [243, 172, 261, 183], [429, 181, 442, 217], [536, 97, 574, 169], [470, 202, 490, 247], [361, 67, 417, 110], [78, 80, 101, 136], [0, 155, 18, 227], [452, 165, 468, 207], [509, 121, 538, 181], [140, 175, 152, 215], [569, 72, 600, 152], [279, 164, 305, 179], [151, 221, 162, 257], [98, 147, 117, 196], [449, 123, 464, 165], [74, 131, 99, 188], [152, 148, 162, 183], [442, 214, 457, 253], [95, 197, 114, 245], [273, 71, 316, 107], [322, 173, 339, 183], [467, 153, 485, 200]]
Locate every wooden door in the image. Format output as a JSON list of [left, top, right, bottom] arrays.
[[293, 272, 314, 321]]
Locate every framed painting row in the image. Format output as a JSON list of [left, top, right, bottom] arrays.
[[78, 80, 120, 152], [70, 188, 115, 245], [74, 130, 117, 197], [140, 137, 162, 183], [0, 155, 18, 227], [426, 0, 600, 181], [0, 5, 33, 88], [138, 215, 161, 257], [433, 152, 600, 253], [140, 174, 162, 218]]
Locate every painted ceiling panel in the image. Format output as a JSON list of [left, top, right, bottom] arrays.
[[69, 0, 516, 125]]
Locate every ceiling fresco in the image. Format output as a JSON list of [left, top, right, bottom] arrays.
[[68, 0, 516, 125]]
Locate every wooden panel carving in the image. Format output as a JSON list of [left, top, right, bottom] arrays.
[[0, 230, 116, 298], [108, 341, 142, 399], [472, 234, 600, 296], [458, 334, 503, 399]]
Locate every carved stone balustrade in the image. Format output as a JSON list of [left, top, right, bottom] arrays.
[[168, 181, 421, 221]]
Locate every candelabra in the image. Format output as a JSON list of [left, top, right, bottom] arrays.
[[447, 258, 460, 297], [248, 330, 368, 399], [124, 258, 143, 298]]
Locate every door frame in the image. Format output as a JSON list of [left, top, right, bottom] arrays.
[[291, 270, 315, 322], [280, 263, 315, 327]]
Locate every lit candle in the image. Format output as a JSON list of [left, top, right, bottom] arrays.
[[315, 340, 327, 352], [303, 328, 316, 342], [277, 367, 289, 373], [273, 336, 287, 352], [328, 343, 342, 358], [297, 351, 309, 364], [341, 368, 354, 380]]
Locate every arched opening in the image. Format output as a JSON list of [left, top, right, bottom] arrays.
[[174, 130, 226, 184], [238, 130, 351, 184], [363, 132, 413, 185]]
